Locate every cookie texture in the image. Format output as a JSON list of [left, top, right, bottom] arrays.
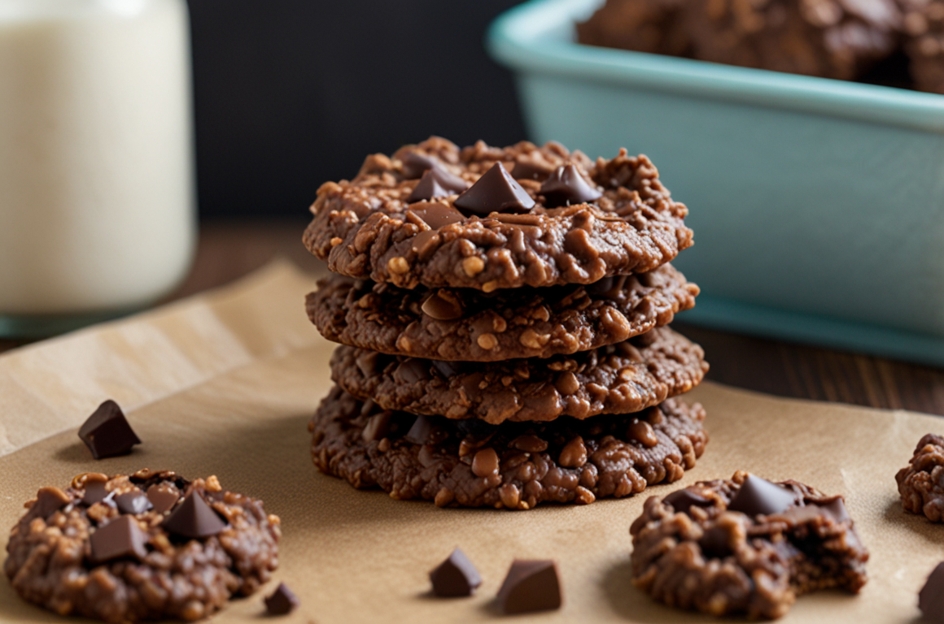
[[302, 137, 693, 291], [308, 386, 708, 509], [576, 0, 695, 56], [4, 471, 280, 623], [901, 0, 944, 93], [330, 326, 709, 424], [629, 472, 868, 619], [897, 433, 944, 520], [308, 265, 699, 362]]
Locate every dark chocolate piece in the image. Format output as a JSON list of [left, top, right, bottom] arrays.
[[401, 151, 439, 179], [727, 474, 797, 517], [453, 163, 535, 216], [116, 490, 153, 515], [82, 479, 114, 506], [90, 516, 148, 563], [539, 164, 602, 207], [404, 415, 434, 444], [162, 492, 227, 539], [32, 487, 71, 518], [146, 484, 179, 514], [920, 562, 944, 621], [420, 291, 463, 321], [407, 168, 468, 203], [264, 582, 299, 616], [407, 202, 464, 229], [496, 560, 562, 614], [698, 526, 733, 558], [77, 400, 141, 459], [663, 488, 712, 515], [429, 548, 482, 597]]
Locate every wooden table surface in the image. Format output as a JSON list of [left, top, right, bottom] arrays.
[[3, 219, 943, 417]]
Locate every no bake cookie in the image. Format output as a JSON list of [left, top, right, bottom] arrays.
[[896, 432, 944, 521]]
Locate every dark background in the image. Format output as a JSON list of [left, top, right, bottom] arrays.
[[187, 1, 527, 219]]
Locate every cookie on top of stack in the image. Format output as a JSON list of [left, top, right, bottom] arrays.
[[302, 136, 709, 509]]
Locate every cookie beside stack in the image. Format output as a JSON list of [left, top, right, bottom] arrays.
[[302, 137, 709, 509]]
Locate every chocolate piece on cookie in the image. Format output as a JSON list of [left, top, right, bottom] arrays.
[[308, 264, 698, 362], [629, 471, 868, 619], [303, 137, 693, 291], [308, 386, 708, 509], [330, 326, 708, 424], [901, 0, 944, 93], [896, 433, 944, 521], [3, 470, 280, 623]]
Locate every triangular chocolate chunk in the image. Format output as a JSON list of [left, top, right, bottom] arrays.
[[162, 492, 227, 538], [429, 548, 482, 597], [265, 582, 300, 615], [497, 559, 562, 614], [90, 516, 149, 563], [454, 164, 535, 216], [727, 475, 797, 517], [147, 484, 180, 514], [407, 167, 469, 203], [78, 400, 141, 459], [539, 164, 602, 207]]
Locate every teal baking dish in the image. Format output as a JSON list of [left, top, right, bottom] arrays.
[[487, 0, 944, 367]]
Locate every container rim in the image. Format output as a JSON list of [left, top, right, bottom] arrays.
[[487, 0, 944, 132]]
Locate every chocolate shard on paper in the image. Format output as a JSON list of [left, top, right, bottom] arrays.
[[32, 487, 71, 518], [264, 582, 300, 615], [920, 562, 944, 621], [454, 163, 535, 216], [77, 400, 141, 459], [429, 548, 482, 597], [115, 490, 153, 515], [407, 167, 469, 203], [663, 488, 712, 515], [162, 492, 227, 539], [496, 559, 562, 614], [90, 516, 149, 563], [539, 164, 602, 207], [401, 151, 440, 179], [146, 484, 180, 514], [728, 474, 797, 517]]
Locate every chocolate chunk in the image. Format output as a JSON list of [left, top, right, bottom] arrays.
[[146, 484, 179, 514], [264, 582, 299, 616], [698, 526, 733, 558], [429, 548, 482, 597], [32, 487, 71, 518], [90, 516, 149, 563], [431, 360, 462, 377], [421, 291, 463, 321], [396, 359, 430, 384], [664, 488, 712, 515], [539, 164, 602, 208], [920, 562, 944, 621], [454, 164, 535, 216], [728, 475, 797, 517], [407, 168, 468, 203], [116, 490, 153, 515], [362, 412, 392, 442], [162, 492, 227, 539], [401, 152, 440, 179], [82, 479, 114, 506], [77, 400, 141, 459], [511, 159, 553, 181], [496, 560, 562, 614], [404, 415, 434, 444], [408, 202, 465, 229]]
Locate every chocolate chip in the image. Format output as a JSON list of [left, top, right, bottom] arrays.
[[77, 400, 141, 459], [429, 548, 482, 597], [162, 492, 227, 539], [115, 490, 153, 515], [920, 562, 944, 621], [90, 516, 148, 563], [32, 487, 71, 518], [432, 360, 463, 377], [408, 202, 465, 229], [496, 559, 562, 614], [664, 489, 712, 515], [404, 416, 434, 444], [396, 359, 430, 384], [82, 479, 114, 506], [401, 151, 440, 179], [362, 412, 392, 442], [421, 291, 464, 321], [264, 582, 299, 616], [407, 168, 469, 203], [146, 484, 179, 514], [728, 475, 797, 517], [454, 164, 535, 216], [698, 526, 733, 558], [539, 164, 602, 208]]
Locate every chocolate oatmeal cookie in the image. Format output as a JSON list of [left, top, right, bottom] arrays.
[[901, 0, 944, 93], [308, 386, 708, 509], [308, 265, 698, 362], [330, 326, 708, 424], [577, 0, 695, 56], [630, 472, 868, 619], [4, 471, 280, 623], [896, 433, 944, 520], [302, 137, 693, 291]]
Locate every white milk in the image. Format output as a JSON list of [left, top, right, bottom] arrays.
[[0, 0, 195, 316]]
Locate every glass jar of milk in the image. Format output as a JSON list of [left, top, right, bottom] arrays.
[[0, 0, 196, 337]]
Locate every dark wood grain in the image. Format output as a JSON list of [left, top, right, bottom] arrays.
[[3, 219, 944, 417]]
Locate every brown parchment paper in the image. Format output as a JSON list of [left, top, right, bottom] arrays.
[[0, 260, 941, 624]]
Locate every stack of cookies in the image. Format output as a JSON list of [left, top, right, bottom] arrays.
[[302, 137, 709, 509]]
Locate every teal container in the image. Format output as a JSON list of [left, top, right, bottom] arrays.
[[488, 0, 944, 367]]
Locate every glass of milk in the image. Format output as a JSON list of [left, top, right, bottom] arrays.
[[0, 0, 196, 337]]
